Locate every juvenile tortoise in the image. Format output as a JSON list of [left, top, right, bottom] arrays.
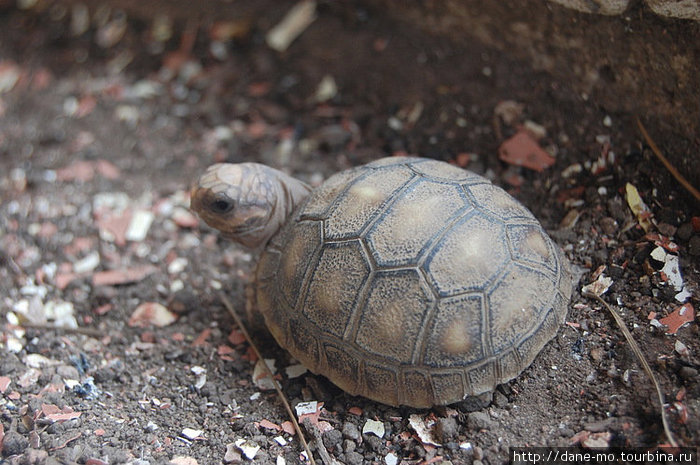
[[191, 156, 573, 407]]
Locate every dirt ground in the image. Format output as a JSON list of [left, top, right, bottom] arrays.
[[0, 3, 698, 465]]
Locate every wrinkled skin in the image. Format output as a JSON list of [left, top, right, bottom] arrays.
[[190, 163, 312, 250]]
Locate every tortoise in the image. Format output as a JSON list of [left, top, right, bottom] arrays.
[[190, 156, 573, 407]]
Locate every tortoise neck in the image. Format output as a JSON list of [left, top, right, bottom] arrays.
[[276, 170, 313, 220], [266, 168, 312, 246]]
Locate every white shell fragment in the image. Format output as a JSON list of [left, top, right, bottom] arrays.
[[409, 414, 441, 446], [24, 354, 59, 368], [285, 364, 308, 379], [235, 438, 260, 460], [362, 419, 385, 438], [650, 246, 667, 263], [314, 75, 338, 103], [253, 358, 278, 391], [191, 366, 206, 375], [460, 441, 473, 451], [44, 300, 79, 329], [126, 209, 154, 241], [191, 366, 207, 390], [168, 257, 188, 275], [294, 401, 319, 417], [128, 302, 177, 327], [93, 191, 130, 213], [6, 336, 23, 353], [650, 246, 689, 302], [265, 0, 317, 52], [73, 251, 100, 273], [146, 421, 159, 432], [660, 253, 684, 291], [181, 428, 203, 440], [675, 340, 690, 358], [581, 274, 613, 297]]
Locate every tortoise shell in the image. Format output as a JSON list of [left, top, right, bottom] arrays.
[[254, 157, 572, 407]]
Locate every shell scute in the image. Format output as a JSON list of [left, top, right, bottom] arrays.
[[354, 269, 432, 364], [423, 294, 485, 368], [323, 165, 413, 240], [424, 212, 509, 297], [301, 240, 370, 338], [365, 178, 469, 267], [506, 223, 559, 276]]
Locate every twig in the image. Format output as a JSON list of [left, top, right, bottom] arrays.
[[583, 291, 678, 447], [17, 323, 104, 338], [636, 118, 700, 202], [218, 292, 317, 465], [302, 418, 341, 465], [179, 18, 199, 55]]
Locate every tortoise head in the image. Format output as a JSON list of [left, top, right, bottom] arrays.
[[190, 163, 312, 249]]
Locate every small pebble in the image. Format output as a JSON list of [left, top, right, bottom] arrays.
[[585, 417, 615, 432], [609, 264, 625, 278], [364, 434, 383, 452], [224, 443, 242, 463], [598, 217, 618, 236], [559, 427, 575, 437], [457, 391, 492, 412], [168, 289, 198, 315], [688, 236, 700, 256], [676, 223, 693, 241], [467, 411, 494, 431], [343, 439, 356, 454], [345, 451, 364, 465], [22, 449, 49, 463], [1, 431, 29, 456], [679, 366, 698, 380], [56, 364, 80, 380], [322, 429, 343, 451], [342, 422, 360, 441], [590, 347, 605, 362], [492, 391, 508, 408], [435, 416, 458, 442], [657, 222, 677, 237]]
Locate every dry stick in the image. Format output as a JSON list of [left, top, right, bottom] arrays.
[[218, 292, 318, 465], [636, 118, 700, 202], [302, 418, 341, 465], [583, 291, 678, 447], [18, 323, 104, 338]]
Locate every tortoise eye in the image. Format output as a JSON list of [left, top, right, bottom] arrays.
[[209, 196, 234, 214]]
